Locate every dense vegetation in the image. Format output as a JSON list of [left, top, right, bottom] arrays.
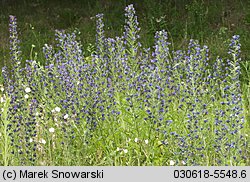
[[0, 1, 249, 166]]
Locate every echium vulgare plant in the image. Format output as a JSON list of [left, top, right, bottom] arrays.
[[1, 15, 38, 165], [41, 30, 101, 163], [123, 4, 141, 70], [178, 40, 211, 165], [1, 16, 96, 165], [209, 35, 246, 165], [173, 35, 246, 166], [0, 4, 248, 166]]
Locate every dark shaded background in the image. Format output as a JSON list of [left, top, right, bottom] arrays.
[[0, 0, 250, 68]]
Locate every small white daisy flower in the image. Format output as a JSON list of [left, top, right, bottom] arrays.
[[64, 114, 69, 119], [0, 97, 5, 103], [145, 139, 149, 144], [0, 87, 4, 92], [170, 160, 175, 166], [55, 107, 61, 112], [123, 149, 128, 153], [24, 94, 29, 99], [29, 138, 33, 142], [49, 127, 55, 133], [181, 160, 186, 165], [134, 138, 138, 143], [39, 138, 46, 144], [25, 87, 31, 93]]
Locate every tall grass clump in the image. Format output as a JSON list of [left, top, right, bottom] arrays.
[[0, 4, 248, 166]]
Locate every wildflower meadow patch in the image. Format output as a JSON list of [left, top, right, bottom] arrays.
[[0, 4, 249, 166]]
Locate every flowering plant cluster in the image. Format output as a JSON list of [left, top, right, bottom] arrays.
[[0, 4, 248, 166]]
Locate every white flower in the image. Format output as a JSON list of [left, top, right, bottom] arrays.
[[64, 114, 69, 119], [29, 138, 33, 142], [134, 138, 138, 143], [49, 127, 55, 133], [170, 160, 175, 166], [51, 109, 55, 113], [0, 87, 4, 92], [181, 160, 186, 165], [24, 94, 29, 99], [35, 112, 39, 116], [123, 149, 128, 153], [39, 139, 46, 144], [1, 108, 4, 112], [0, 97, 5, 103], [54, 107, 61, 112], [116, 147, 120, 151], [145, 139, 149, 144], [25, 87, 31, 93]]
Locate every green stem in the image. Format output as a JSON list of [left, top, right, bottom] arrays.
[[2, 97, 10, 166]]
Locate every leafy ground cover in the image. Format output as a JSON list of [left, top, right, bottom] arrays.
[[0, 2, 249, 166]]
